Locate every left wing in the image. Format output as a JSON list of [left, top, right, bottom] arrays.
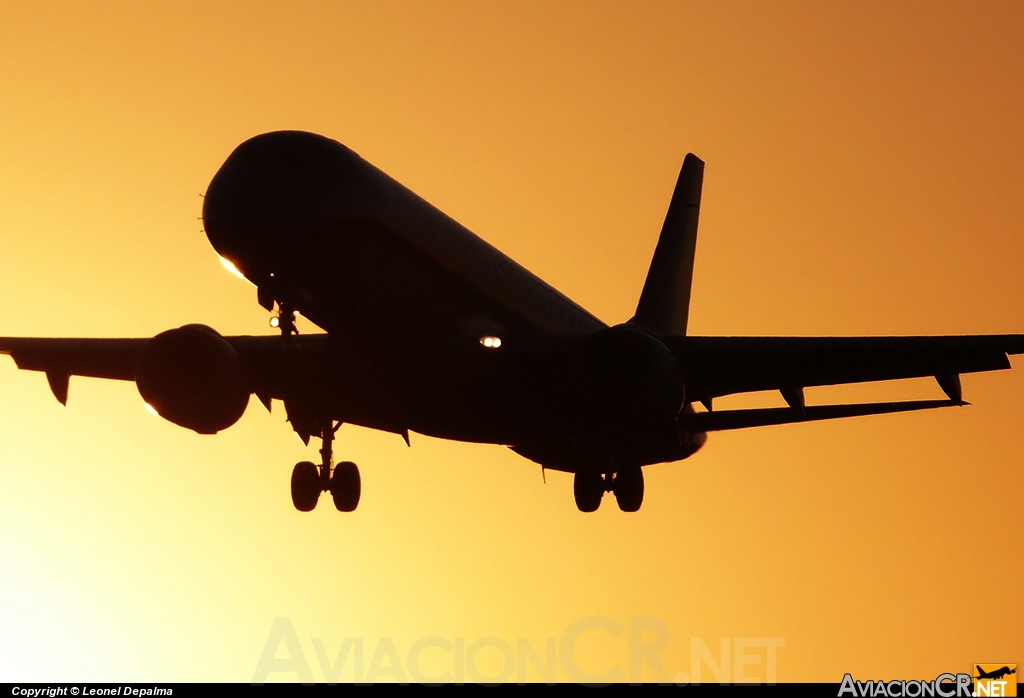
[[667, 335, 1024, 400], [666, 334, 1024, 431]]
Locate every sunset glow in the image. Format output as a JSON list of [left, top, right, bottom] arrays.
[[0, 1, 1021, 683]]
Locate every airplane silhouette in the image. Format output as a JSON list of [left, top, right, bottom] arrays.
[[2, 131, 1023, 513], [976, 666, 1017, 681]]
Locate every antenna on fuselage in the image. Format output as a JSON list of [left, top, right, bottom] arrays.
[[630, 153, 704, 337]]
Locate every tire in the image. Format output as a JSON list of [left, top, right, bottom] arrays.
[[291, 461, 321, 512], [573, 471, 604, 513], [613, 466, 644, 512], [330, 461, 361, 512]]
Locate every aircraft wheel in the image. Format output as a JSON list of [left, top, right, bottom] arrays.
[[613, 466, 644, 512], [330, 461, 361, 512], [573, 471, 604, 513], [291, 461, 321, 512]]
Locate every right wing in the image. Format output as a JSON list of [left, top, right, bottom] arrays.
[[0, 337, 145, 405], [0, 334, 312, 407]]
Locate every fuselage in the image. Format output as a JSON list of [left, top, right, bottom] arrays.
[[201, 131, 703, 472]]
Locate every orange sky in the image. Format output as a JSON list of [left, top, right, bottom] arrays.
[[1, 0, 1021, 682]]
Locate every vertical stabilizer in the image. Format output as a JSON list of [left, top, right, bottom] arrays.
[[631, 154, 704, 336]]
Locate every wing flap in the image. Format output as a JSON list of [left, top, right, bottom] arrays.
[[680, 399, 962, 432]]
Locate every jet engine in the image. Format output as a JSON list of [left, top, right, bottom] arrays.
[[576, 324, 683, 447], [135, 324, 250, 434]]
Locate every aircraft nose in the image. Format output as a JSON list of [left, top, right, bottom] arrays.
[[202, 131, 361, 275]]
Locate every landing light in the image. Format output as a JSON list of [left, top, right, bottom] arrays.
[[480, 336, 502, 349], [269, 312, 300, 328], [144, 403, 159, 417]]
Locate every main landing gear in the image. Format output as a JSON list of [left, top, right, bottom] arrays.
[[573, 466, 644, 513], [290, 420, 361, 512]]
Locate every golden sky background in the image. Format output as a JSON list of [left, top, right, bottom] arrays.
[[1, 0, 1021, 682]]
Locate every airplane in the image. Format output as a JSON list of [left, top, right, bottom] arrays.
[[975, 666, 1016, 681], [2, 130, 1023, 513]]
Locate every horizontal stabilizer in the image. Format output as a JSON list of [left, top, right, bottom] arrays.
[[679, 399, 963, 432]]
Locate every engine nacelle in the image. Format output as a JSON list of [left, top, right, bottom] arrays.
[[136, 324, 250, 434], [576, 324, 682, 445]]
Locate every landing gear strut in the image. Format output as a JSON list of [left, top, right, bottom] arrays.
[[272, 302, 298, 336], [572, 467, 644, 513], [290, 420, 361, 512]]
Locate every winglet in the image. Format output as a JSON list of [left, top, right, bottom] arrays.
[[631, 153, 704, 336]]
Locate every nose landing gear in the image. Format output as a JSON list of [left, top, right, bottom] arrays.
[[271, 302, 298, 336], [289, 420, 361, 512]]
